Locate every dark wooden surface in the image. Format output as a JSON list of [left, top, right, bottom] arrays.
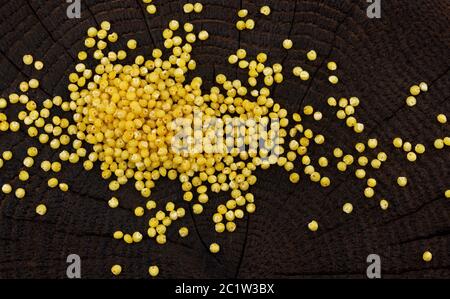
[[0, 0, 449, 279]]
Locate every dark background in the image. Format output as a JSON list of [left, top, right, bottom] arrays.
[[0, 0, 449, 279]]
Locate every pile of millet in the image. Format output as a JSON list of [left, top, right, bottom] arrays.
[[0, 2, 449, 277]]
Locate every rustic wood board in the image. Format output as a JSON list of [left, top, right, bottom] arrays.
[[0, 0, 449, 278]]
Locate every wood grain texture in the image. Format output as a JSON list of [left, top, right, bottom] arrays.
[[0, 0, 449, 278]]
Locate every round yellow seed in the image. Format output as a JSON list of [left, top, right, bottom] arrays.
[[34, 61, 44, 71], [437, 114, 447, 124], [246, 203, 256, 213], [2, 151, 12, 161], [134, 206, 145, 217], [343, 155, 354, 165], [444, 190, 450, 199], [303, 105, 314, 115], [47, 178, 58, 188], [0, 98, 7, 109], [78, 51, 87, 60], [168, 20, 179, 31], [260, 5, 271, 16], [236, 20, 246, 30], [19, 81, 29, 92], [2, 184, 12, 194], [419, 82, 428, 92], [403, 142, 412, 152], [318, 157, 328, 167], [397, 177, 408, 187], [132, 231, 143, 243], [410, 85, 421, 96], [27, 147, 38, 157], [193, 2, 203, 13], [146, 200, 156, 210], [327, 97, 337, 106], [15, 188, 26, 199], [237, 9, 248, 17], [333, 148, 343, 158], [371, 159, 381, 169], [349, 97, 360, 107], [434, 139, 444, 149], [340, 98, 348, 107], [113, 231, 123, 239], [328, 75, 339, 84], [422, 251, 432, 262], [308, 220, 318, 232], [355, 169, 366, 179], [146, 4, 157, 14], [377, 152, 388, 162], [225, 222, 236, 232], [364, 187, 374, 198], [123, 234, 133, 244], [320, 177, 330, 187], [23, 54, 33, 65], [292, 66, 303, 77], [148, 265, 159, 277], [11, 23, 434, 269], [393, 137, 403, 148], [380, 199, 389, 210], [228, 54, 238, 64], [282, 39, 293, 50], [179, 227, 189, 238], [19, 170, 29, 181], [193, 203, 203, 214], [127, 39, 137, 49], [111, 265, 122, 276], [289, 173, 300, 184], [407, 152, 417, 162], [183, 3, 194, 13], [108, 197, 119, 208], [51, 162, 62, 172], [100, 20, 111, 31], [29, 79, 39, 89], [307, 50, 317, 61], [36, 204, 47, 216], [198, 30, 209, 41], [337, 162, 347, 172], [327, 61, 337, 71], [444, 137, 450, 146], [215, 223, 225, 233], [415, 144, 426, 154], [343, 203, 353, 214], [367, 178, 377, 188], [346, 115, 356, 127], [209, 243, 220, 253], [406, 96, 417, 107], [245, 19, 255, 30], [367, 138, 378, 149], [354, 123, 364, 133], [299, 71, 309, 81], [41, 161, 51, 172]]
